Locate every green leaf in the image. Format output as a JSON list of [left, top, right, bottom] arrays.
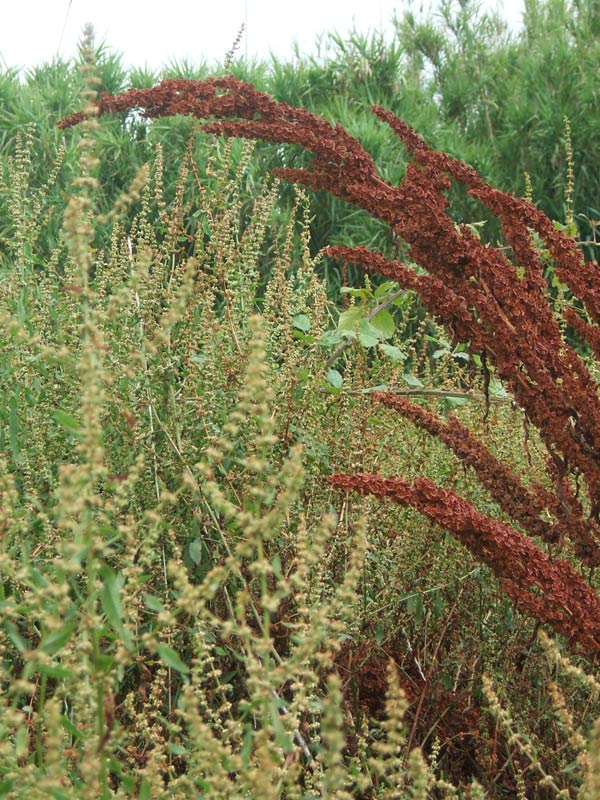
[[292, 331, 315, 344], [9, 394, 19, 459], [167, 742, 189, 756], [361, 384, 388, 394], [60, 714, 85, 739], [319, 330, 346, 347], [489, 379, 511, 398], [326, 369, 343, 388], [406, 593, 424, 624], [357, 319, 382, 348], [52, 409, 82, 435], [50, 788, 72, 800], [100, 567, 125, 630], [5, 622, 29, 654], [270, 697, 294, 753], [340, 286, 370, 298], [402, 373, 423, 388], [188, 538, 204, 565], [37, 663, 72, 679], [271, 552, 282, 579], [144, 593, 165, 613], [379, 343, 406, 362], [292, 313, 311, 332], [392, 292, 412, 307], [443, 396, 469, 409], [337, 306, 363, 332], [15, 725, 27, 758], [41, 623, 76, 656], [373, 280, 398, 298], [139, 779, 152, 800], [156, 643, 189, 674], [241, 726, 254, 768], [369, 309, 395, 339]]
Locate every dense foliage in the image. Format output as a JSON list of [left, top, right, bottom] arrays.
[[1, 5, 600, 797]]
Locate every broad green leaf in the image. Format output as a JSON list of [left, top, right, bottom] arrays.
[[357, 319, 382, 348], [241, 726, 254, 768], [369, 309, 395, 339], [379, 343, 406, 362], [489, 379, 511, 398], [139, 779, 152, 800], [270, 697, 294, 753], [292, 331, 315, 344], [9, 394, 19, 459], [271, 552, 282, 579], [402, 373, 423, 388], [156, 643, 189, 674], [406, 593, 424, 624], [319, 330, 346, 347], [361, 384, 388, 394], [337, 306, 363, 332], [443, 396, 469, 409], [36, 664, 72, 679], [15, 725, 27, 758], [326, 369, 343, 388], [167, 743, 189, 756], [340, 286, 370, 298], [392, 292, 412, 307], [292, 313, 311, 332], [60, 714, 85, 739], [5, 622, 29, 654]]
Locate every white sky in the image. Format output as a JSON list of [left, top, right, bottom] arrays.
[[1, 0, 525, 74]]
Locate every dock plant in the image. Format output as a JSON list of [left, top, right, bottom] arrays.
[[60, 75, 600, 660]]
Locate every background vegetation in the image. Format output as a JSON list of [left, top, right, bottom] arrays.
[[0, 2, 599, 796], [1, 0, 598, 290]]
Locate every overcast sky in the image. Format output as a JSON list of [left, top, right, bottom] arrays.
[[1, 0, 525, 74]]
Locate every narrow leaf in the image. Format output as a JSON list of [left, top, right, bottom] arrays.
[[156, 643, 189, 674]]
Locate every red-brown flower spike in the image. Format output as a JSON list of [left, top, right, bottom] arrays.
[[328, 472, 600, 658]]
